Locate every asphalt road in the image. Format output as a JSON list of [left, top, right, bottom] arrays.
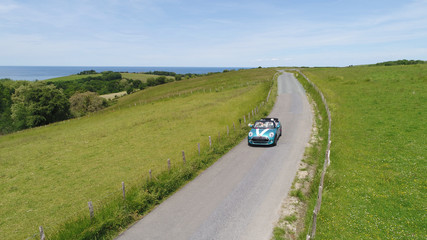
[[116, 71, 313, 240]]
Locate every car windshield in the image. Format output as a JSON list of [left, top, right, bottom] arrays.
[[253, 121, 274, 129]]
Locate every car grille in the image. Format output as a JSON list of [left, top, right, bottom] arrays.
[[252, 136, 269, 143]]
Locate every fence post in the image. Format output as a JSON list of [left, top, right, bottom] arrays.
[[122, 182, 125, 200], [88, 201, 94, 219], [227, 126, 229, 136], [198, 143, 201, 155], [311, 210, 318, 238], [243, 115, 246, 123], [182, 151, 186, 163], [317, 185, 323, 212], [149, 169, 152, 180], [39, 226, 45, 240], [233, 122, 236, 131], [209, 136, 212, 148], [167, 159, 171, 170]]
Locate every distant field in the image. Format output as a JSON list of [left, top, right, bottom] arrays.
[[301, 64, 426, 239], [45, 72, 173, 83], [0, 68, 276, 240], [46, 74, 101, 82], [100, 91, 127, 100], [121, 72, 175, 82]]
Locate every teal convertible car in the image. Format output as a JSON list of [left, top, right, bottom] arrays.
[[248, 118, 282, 146]]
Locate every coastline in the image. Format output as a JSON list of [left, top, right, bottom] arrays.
[[0, 66, 248, 81]]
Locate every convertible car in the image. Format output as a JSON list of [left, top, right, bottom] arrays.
[[248, 118, 282, 146]]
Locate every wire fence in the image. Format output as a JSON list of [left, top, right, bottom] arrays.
[[295, 70, 332, 240]]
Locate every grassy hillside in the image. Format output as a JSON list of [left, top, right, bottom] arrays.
[[300, 64, 426, 239], [0, 68, 277, 240]]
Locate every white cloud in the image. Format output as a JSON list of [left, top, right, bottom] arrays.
[[0, 0, 426, 66]]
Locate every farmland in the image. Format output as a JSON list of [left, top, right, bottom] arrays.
[[121, 72, 175, 82], [300, 64, 426, 239], [0, 68, 277, 239]]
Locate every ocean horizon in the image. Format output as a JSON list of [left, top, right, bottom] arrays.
[[0, 66, 248, 81]]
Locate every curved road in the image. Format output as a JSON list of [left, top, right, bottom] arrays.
[[116, 71, 313, 240]]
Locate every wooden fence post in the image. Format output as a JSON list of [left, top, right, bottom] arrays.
[[39, 226, 45, 240], [149, 169, 152, 180], [88, 201, 94, 219], [311, 210, 318, 238], [209, 136, 212, 148], [122, 182, 125, 200], [167, 159, 171, 170], [198, 143, 201, 155], [243, 115, 246, 123], [182, 151, 186, 163], [233, 122, 236, 131]]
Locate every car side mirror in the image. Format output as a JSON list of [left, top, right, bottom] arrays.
[[248, 123, 253, 128]]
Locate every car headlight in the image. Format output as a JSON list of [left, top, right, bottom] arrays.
[[269, 132, 274, 138], [249, 132, 253, 137]]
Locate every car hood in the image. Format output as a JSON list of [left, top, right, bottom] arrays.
[[250, 128, 275, 137]]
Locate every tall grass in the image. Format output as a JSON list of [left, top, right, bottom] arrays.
[[300, 64, 426, 239], [0, 68, 277, 240]]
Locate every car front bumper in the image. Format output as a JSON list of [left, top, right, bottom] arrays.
[[248, 136, 275, 145]]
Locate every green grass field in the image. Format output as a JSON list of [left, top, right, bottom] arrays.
[[45, 72, 172, 83], [121, 72, 175, 82], [46, 74, 102, 82], [300, 64, 426, 239], [0, 68, 277, 240]]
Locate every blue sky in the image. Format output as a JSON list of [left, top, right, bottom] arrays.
[[1, 0, 426, 67]]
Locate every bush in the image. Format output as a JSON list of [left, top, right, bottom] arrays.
[[69, 92, 107, 117], [11, 82, 70, 129]]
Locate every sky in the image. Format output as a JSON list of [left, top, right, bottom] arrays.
[[0, 0, 426, 67]]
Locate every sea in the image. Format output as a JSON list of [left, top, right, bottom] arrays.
[[0, 66, 247, 81]]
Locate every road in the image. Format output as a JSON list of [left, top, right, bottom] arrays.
[[116, 71, 313, 240]]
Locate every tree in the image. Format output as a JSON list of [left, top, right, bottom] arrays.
[[0, 82, 14, 134], [11, 82, 70, 129], [69, 91, 107, 117]]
